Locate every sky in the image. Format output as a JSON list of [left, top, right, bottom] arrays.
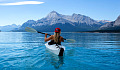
[[0, 0, 120, 26]]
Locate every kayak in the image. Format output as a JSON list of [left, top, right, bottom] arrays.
[[45, 42, 65, 56]]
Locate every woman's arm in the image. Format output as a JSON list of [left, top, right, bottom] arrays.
[[44, 33, 53, 42], [61, 37, 64, 42]]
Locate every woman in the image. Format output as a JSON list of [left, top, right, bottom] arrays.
[[44, 28, 64, 45]]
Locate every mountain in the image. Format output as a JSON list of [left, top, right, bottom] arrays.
[[17, 11, 102, 32], [100, 15, 120, 30], [97, 20, 111, 25], [0, 24, 21, 32]]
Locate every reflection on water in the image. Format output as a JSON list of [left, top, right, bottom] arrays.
[[45, 48, 64, 69]]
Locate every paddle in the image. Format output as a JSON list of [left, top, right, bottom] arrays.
[[25, 27, 75, 43]]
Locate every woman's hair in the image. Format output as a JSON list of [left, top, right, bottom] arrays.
[[54, 32, 60, 43]]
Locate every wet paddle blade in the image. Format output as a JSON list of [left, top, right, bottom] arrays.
[[25, 27, 38, 33], [66, 39, 75, 43]]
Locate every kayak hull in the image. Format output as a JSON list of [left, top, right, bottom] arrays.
[[45, 42, 65, 56]]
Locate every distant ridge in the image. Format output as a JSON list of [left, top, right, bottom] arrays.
[[83, 15, 120, 33], [97, 20, 112, 25], [100, 15, 120, 30], [0, 24, 21, 32]]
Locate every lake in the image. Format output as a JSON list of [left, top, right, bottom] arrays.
[[0, 32, 120, 70]]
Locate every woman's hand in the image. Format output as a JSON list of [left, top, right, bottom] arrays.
[[45, 33, 47, 37], [44, 34, 53, 42]]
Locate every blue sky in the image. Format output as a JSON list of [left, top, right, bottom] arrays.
[[0, 0, 120, 26]]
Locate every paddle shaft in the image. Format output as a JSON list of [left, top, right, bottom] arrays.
[[37, 31, 66, 40]]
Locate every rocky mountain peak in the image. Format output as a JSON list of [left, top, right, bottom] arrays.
[[114, 15, 120, 26], [117, 15, 120, 19], [46, 11, 61, 19], [72, 13, 82, 17], [26, 20, 36, 23], [115, 15, 120, 21], [50, 11, 58, 14]]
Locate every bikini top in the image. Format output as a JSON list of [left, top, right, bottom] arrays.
[[48, 36, 61, 45]]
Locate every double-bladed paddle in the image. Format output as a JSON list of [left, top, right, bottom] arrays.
[[25, 27, 75, 43]]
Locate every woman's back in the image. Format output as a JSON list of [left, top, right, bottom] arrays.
[[48, 35, 63, 45], [44, 28, 64, 45]]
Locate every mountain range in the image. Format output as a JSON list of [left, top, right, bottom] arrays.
[[17, 11, 103, 32], [11, 11, 120, 32], [0, 24, 21, 32]]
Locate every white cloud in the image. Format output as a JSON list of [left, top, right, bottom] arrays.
[[0, 1, 44, 6]]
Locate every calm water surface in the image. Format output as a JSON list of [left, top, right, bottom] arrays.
[[0, 32, 120, 70]]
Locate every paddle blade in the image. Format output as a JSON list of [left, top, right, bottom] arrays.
[[66, 39, 75, 43], [25, 27, 38, 33]]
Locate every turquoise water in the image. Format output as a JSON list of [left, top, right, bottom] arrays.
[[0, 32, 120, 70]]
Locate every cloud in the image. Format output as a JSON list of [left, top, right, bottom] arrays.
[[0, 1, 44, 6]]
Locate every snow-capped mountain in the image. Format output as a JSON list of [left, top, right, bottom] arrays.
[[18, 11, 102, 32]]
